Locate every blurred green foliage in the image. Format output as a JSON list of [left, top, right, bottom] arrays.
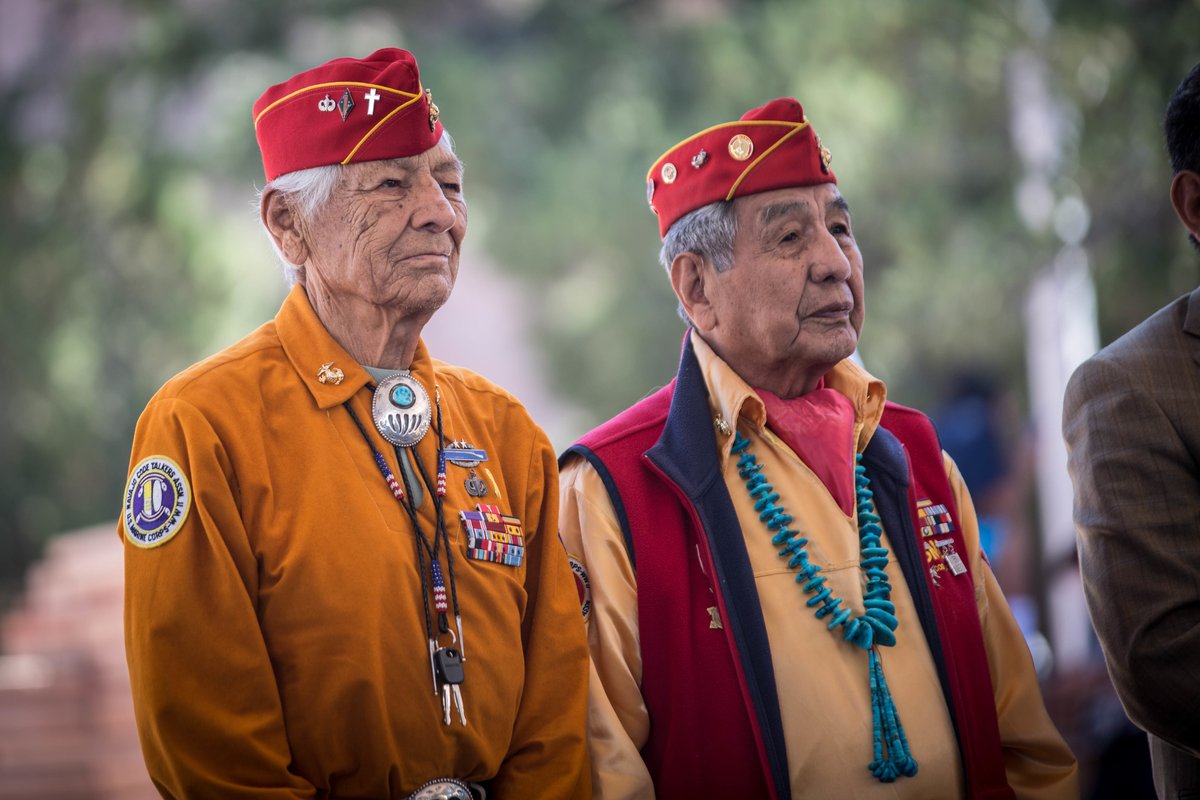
[[0, 0, 1196, 602]]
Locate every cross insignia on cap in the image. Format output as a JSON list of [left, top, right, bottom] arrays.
[[426, 89, 440, 131]]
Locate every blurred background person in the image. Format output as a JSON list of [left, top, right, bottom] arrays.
[[1063, 60, 1200, 800]]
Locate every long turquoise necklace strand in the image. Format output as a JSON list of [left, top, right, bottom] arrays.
[[732, 430, 919, 783]]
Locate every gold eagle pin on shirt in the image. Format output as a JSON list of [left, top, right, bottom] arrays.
[[317, 362, 344, 385]]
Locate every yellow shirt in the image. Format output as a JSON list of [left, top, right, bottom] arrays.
[[121, 285, 590, 799], [559, 331, 1076, 799]]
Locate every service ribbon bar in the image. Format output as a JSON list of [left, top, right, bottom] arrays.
[[460, 503, 526, 568]]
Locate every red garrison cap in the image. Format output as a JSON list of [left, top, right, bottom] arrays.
[[253, 48, 443, 182], [646, 97, 836, 238]]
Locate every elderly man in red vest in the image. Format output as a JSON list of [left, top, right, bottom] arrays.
[[558, 98, 1077, 799]]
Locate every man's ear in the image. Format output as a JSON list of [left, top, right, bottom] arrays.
[[670, 251, 718, 332], [1170, 170, 1200, 243], [261, 189, 310, 268]]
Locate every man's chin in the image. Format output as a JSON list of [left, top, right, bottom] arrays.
[[385, 277, 456, 315]]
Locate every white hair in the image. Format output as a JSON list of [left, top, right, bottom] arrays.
[[659, 199, 738, 322], [257, 131, 458, 286]]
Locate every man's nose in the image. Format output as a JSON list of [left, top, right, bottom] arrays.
[[809, 231, 852, 283], [411, 174, 457, 233]]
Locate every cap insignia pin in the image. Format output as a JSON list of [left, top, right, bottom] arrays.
[[364, 87, 381, 116], [691, 149, 708, 169], [317, 362, 344, 385], [426, 89, 440, 131], [816, 133, 832, 173], [661, 163, 677, 184], [317, 94, 337, 113], [337, 88, 355, 121], [714, 416, 731, 436], [728, 134, 753, 161]]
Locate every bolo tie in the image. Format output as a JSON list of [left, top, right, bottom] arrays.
[[343, 371, 468, 726]]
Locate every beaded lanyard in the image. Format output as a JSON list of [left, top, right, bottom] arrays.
[[344, 389, 467, 676], [732, 430, 918, 783]]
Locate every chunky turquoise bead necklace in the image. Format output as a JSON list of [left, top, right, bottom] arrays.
[[732, 430, 919, 783]]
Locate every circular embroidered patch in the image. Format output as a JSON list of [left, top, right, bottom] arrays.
[[568, 555, 592, 622], [123, 456, 191, 548]]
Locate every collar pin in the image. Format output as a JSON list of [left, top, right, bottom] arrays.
[[317, 362, 344, 385]]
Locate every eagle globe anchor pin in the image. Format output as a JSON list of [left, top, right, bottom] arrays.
[[371, 372, 432, 447]]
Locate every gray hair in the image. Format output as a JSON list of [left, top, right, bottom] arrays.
[[659, 199, 737, 322], [258, 164, 341, 285], [257, 131, 458, 286]]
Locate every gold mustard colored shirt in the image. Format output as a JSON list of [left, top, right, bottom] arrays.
[[559, 331, 1077, 800], [121, 285, 590, 799]]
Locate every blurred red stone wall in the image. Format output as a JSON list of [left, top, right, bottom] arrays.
[[0, 525, 156, 799]]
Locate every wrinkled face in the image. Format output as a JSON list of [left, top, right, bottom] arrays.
[[299, 139, 467, 317], [707, 183, 865, 377]]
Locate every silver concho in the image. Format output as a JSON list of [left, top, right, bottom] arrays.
[[408, 778, 475, 800], [372, 372, 432, 447]]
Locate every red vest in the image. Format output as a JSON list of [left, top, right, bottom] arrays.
[[566, 344, 1013, 799]]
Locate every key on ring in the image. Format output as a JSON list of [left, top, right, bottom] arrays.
[[434, 647, 467, 726]]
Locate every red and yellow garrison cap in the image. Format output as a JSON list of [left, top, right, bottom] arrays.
[[252, 48, 443, 182], [646, 97, 836, 238]]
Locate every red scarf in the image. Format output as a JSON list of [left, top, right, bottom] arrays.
[[754, 380, 857, 516]]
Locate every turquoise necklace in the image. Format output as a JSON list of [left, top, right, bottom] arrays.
[[732, 430, 918, 783]]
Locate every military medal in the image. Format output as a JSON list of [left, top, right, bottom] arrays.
[[464, 469, 488, 497], [939, 540, 968, 576], [371, 372, 432, 447], [443, 440, 488, 468], [917, 499, 966, 583]]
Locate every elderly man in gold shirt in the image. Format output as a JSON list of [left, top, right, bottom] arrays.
[[120, 48, 589, 799], [558, 98, 1077, 798]]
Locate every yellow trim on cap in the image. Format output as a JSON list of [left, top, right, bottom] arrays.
[[724, 121, 809, 200], [254, 81, 419, 127], [645, 118, 808, 182], [340, 84, 426, 164]]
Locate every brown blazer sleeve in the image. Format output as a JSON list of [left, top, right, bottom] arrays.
[[1063, 331, 1200, 759]]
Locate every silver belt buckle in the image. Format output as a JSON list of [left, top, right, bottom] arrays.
[[408, 778, 480, 800]]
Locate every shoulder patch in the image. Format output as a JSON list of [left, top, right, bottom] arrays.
[[123, 456, 191, 548], [567, 554, 592, 622]]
